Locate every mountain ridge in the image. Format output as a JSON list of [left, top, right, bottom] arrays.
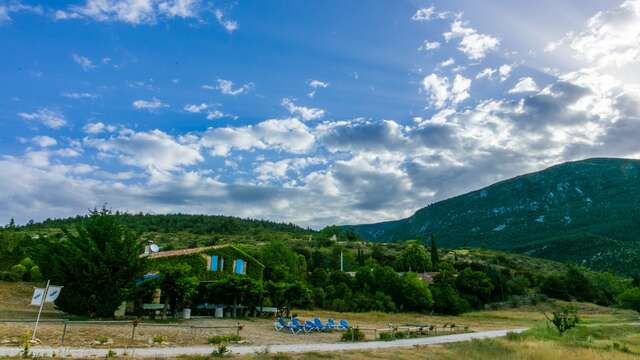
[[345, 157, 640, 275]]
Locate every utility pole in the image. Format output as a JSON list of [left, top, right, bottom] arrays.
[[340, 251, 344, 272]]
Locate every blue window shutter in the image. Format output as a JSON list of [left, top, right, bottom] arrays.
[[235, 259, 245, 274], [211, 256, 218, 272]]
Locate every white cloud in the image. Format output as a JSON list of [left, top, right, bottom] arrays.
[[200, 118, 315, 156], [215, 79, 253, 96], [422, 73, 471, 109], [509, 77, 539, 93], [18, 108, 66, 129], [133, 98, 168, 110], [183, 103, 233, 120], [31, 136, 57, 147], [255, 157, 325, 181], [439, 58, 455, 67], [411, 6, 447, 21], [422, 74, 450, 109], [558, 0, 640, 68], [0, 2, 43, 24], [56, 0, 203, 25], [183, 103, 208, 113], [418, 40, 441, 51], [62, 92, 98, 99], [476, 68, 496, 80], [499, 64, 512, 81], [83, 122, 116, 134], [308, 79, 329, 98], [444, 20, 499, 60], [85, 129, 202, 172], [71, 54, 94, 71], [451, 74, 472, 103], [281, 98, 325, 121], [214, 8, 238, 32]]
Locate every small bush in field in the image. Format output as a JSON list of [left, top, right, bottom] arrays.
[[543, 304, 579, 335], [378, 332, 395, 341], [341, 328, 365, 342], [152, 335, 167, 344], [94, 336, 111, 345], [208, 334, 241, 344]]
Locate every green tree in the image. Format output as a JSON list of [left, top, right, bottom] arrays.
[[429, 233, 439, 267], [35, 209, 145, 317], [618, 287, 640, 313], [455, 267, 494, 308], [396, 241, 431, 273], [157, 263, 199, 316], [398, 272, 433, 312]]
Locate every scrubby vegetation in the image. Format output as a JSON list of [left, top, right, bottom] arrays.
[[2, 209, 640, 320]]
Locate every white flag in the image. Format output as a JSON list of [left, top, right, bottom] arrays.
[[30, 288, 45, 306], [45, 286, 63, 303]]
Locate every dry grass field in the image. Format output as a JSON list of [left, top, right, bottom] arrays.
[[1, 281, 639, 359]]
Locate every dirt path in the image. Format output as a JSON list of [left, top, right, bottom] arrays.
[[0, 328, 527, 358]]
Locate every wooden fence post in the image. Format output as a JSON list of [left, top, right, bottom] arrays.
[[60, 320, 68, 345], [236, 322, 241, 337]]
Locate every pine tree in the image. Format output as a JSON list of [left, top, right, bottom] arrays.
[[430, 233, 439, 268]]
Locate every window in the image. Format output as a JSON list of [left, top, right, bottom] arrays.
[[211, 255, 219, 272], [234, 258, 247, 275]]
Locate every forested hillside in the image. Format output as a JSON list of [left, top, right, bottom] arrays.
[[346, 158, 640, 275], [19, 213, 311, 236]]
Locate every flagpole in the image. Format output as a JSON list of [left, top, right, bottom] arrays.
[[32, 279, 50, 341]]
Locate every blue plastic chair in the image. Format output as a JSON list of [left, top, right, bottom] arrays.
[[274, 317, 289, 331], [289, 317, 304, 335], [325, 318, 336, 330], [338, 319, 351, 330], [304, 320, 317, 333], [313, 317, 329, 332]]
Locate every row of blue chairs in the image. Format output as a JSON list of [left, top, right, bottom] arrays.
[[274, 317, 351, 334]]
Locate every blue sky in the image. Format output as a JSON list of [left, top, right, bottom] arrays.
[[1, 0, 639, 227]]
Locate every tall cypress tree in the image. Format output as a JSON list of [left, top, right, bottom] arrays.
[[429, 233, 439, 268]]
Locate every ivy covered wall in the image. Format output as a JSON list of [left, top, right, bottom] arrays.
[[148, 245, 264, 281]]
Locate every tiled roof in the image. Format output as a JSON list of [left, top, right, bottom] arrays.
[[146, 244, 227, 259]]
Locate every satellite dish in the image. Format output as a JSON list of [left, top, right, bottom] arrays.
[[150, 244, 160, 253]]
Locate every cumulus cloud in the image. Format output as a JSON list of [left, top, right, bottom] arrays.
[[255, 157, 325, 181], [18, 108, 66, 129], [85, 129, 202, 172], [418, 40, 441, 52], [83, 122, 116, 134], [499, 64, 512, 81], [444, 20, 499, 60], [133, 98, 168, 110], [422, 73, 471, 109], [200, 118, 315, 156], [183, 103, 233, 120], [509, 77, 539, 93], [214, 79, 253, 96], [71, 54, 95, 71], [31, 136, 57, 147], [281, 98, 325, 121], [554, 0, 640, 68]]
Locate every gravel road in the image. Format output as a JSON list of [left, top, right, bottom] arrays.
[[0, 328, 527, 358]]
